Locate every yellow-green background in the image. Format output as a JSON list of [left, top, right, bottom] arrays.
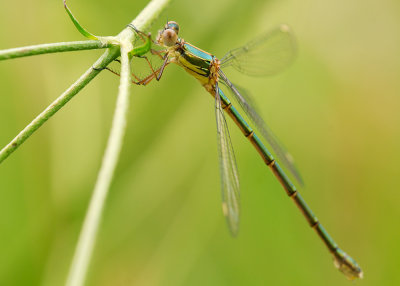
[[1, 0, 399, 285]]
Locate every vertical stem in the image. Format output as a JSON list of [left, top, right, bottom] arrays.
[[65, 46, 131, 286], [65, 0, 172, 284], [55, 0, 171, 285]]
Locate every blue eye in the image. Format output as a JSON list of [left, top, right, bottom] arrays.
[[167, 21, 179, 34]]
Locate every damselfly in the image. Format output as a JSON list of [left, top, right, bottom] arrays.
[[116, 22, 363, 280]]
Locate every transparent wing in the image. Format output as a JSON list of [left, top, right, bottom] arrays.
[[220, 24, 296, 77], [215, 85, 240, 236], [219, 70, 303, 185]]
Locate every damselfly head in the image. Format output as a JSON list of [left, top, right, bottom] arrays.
[[157, 21, 180, 47]]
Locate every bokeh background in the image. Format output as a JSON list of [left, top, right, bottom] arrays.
[[1, 0, 399, 285]]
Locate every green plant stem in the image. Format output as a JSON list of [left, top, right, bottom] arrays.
[[64, 0, 172, 286], [65, 45, 131, 286], [0, 0, 171, 164], [0, 47, 119, 164], [0, 0, 171, 283], [0, 40, 109, 61]]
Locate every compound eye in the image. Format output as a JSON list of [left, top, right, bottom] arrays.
[[162, 28, 178, 46], [167, 21, 179, 35]]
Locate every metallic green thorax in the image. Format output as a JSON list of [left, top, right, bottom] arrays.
[[184, 42, 214, 62], [173, 41, 216, 83]]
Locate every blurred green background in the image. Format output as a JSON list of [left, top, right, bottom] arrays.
[[1, 0, 399, 285]]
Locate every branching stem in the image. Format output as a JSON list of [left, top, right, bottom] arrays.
[[0, 1, 172, 285]]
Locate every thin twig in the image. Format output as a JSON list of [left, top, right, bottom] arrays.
[[0, 40, 109, 61]]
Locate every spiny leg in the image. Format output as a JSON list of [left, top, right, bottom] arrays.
[[156, 55, 169, 81], [127, 24, 149, 41], [150, 48, 167, 59], [127, 24, 168, 83], [105, 59, 144, 84], [136, 54, 162, 83]]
